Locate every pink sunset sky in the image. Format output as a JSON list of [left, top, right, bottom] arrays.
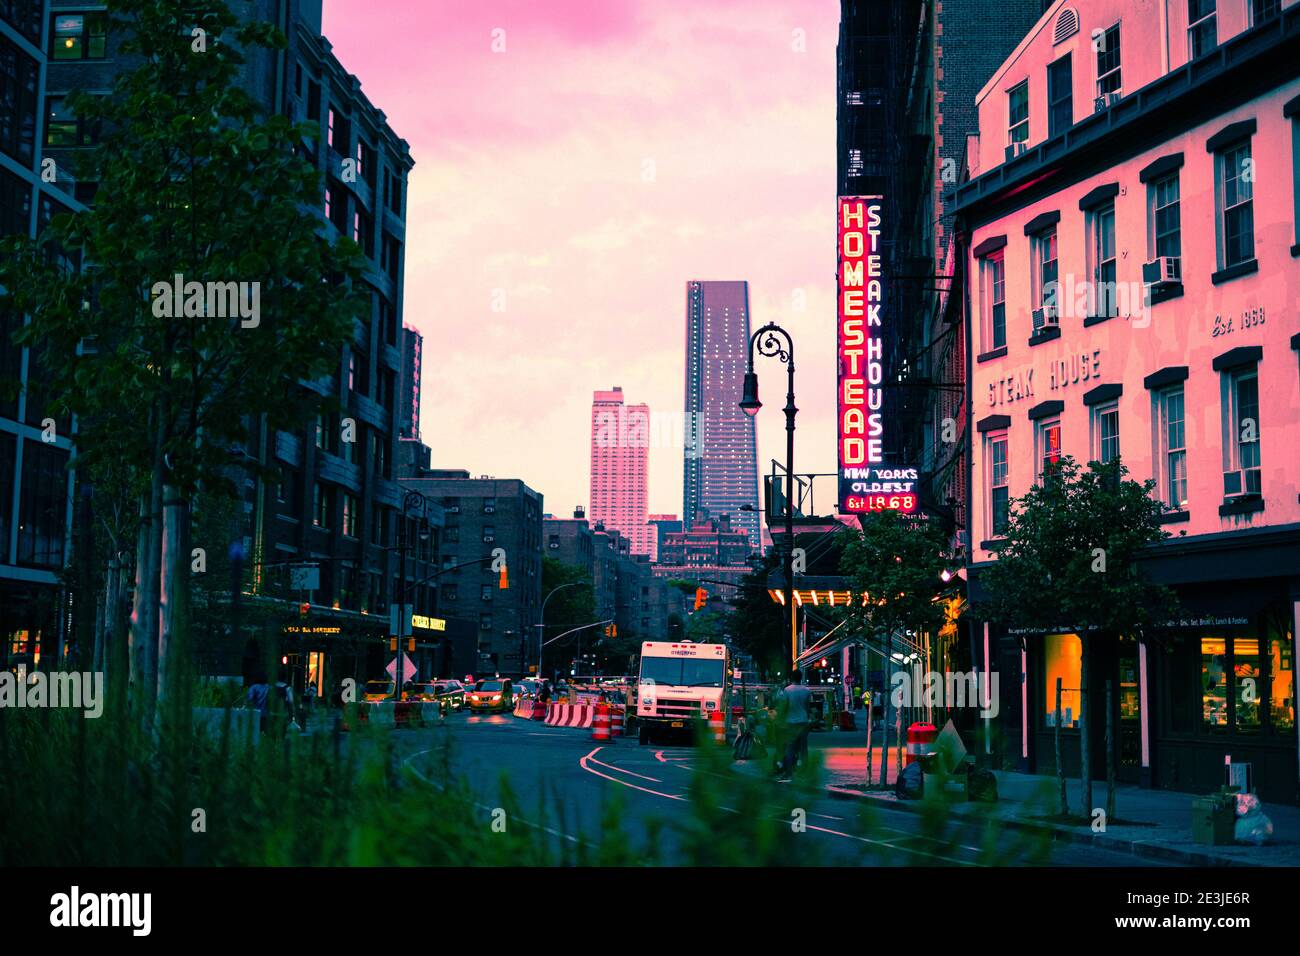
[[324, 0, 841, 519]]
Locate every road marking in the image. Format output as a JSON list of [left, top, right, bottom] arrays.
[[580, 748, 687, 801], [404, 746, 589, 848], [585, 754, 663, 783], [584, 747, 980, 866]]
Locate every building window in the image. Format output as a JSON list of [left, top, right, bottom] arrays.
[[50, 12, 107, 60], [479, 613, 492, 631], [1269, 635, 1295, 734], [0, 34, 39, 166], [482, 525, 495, 544], [1007, 80, 1029, 148], [44, 95, 96, 147], [1188, 0, 1216, 59], [312, 482, 329, 529], [1221, 366, 1261, 497], [370, 504, 386, 546], [1251, 0, 1281, 27], [981, 252, 1006, 350], [987, 432, 1009, 535], [1047, 54, 1072, 138], [17, 441, 68, 568], [1087, 204, 1117, 318], [1036, 419, 1062, 483], [1044, 633, 1081, 728], [1149, 173, 1181, 260], [341, 493, 357, 538], [444, 526, 459, 544], [481, 584, 494, 602], [1216, 141, 1254, 269], [1031, 227, 1057, 327], [482, 497, 496, 514], [352, 209, 373, 258], [3, 1, 42, 46], [1092, 403, 1120, 464], [1156, 385, 1188, 509], [327, 106, 351, 155], [1095, 23, 1121, 98]]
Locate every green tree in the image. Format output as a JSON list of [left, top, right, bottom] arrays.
[[727, 550, 786, 679], [538, 557, 595, 681], [976, 456, 1178, 815], [0, 0, 364, 726], [839, 510, 955, 786]]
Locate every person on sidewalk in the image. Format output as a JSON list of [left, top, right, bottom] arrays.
[[776, 671, 812, 780]]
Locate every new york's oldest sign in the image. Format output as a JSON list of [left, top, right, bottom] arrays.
[[837, 196, 918, 513]]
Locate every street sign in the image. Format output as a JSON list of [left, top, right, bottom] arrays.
[[290, 565, 320, 591], [385, 653, 418, 682], [389, 604, 414, 637]]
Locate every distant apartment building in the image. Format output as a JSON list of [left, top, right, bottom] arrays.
[[647, 513, 681, 563], [589, 387, 652, 557], [653, 510, 754, 588], [399, 466, 544, 677], [682, 280, 760, 549], [0, 1, 77, 675], [399, 324, 422, 441]]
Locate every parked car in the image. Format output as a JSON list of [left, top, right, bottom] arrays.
[[467, 678, 514, 713], [363, 679, 396, 702]]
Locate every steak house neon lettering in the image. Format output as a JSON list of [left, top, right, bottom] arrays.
[[838, 196, 916, 513]]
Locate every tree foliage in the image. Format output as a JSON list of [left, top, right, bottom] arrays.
[[975, 456, 1179, 638]]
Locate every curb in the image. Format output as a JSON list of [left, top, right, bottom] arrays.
[[821, 784, 1263, 867]]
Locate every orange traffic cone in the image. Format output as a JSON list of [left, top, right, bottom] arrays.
[[592, 702, 611, 742]]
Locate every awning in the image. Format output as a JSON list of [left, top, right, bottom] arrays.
[[794, 625, 922, 671]]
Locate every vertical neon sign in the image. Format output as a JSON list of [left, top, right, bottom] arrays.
[[837, 195, 918, 514]]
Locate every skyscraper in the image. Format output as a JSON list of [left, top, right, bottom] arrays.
[[682, 280, 760, 549], [589, 387, 652, 557]]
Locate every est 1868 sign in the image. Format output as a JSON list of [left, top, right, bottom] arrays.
[[837, 196, 918, 514]]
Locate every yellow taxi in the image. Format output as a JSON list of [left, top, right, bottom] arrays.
[[467, 678, 514, 713]]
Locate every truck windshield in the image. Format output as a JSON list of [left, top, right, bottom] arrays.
[[639, 658, 725, 688]]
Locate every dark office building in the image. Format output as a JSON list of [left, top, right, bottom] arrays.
[[37, 1, 421, 693], [682, 280, 760, 549], [0, 2, 78, 676]]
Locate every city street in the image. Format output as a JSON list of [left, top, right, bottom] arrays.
[[390, 715, 1167, 867]]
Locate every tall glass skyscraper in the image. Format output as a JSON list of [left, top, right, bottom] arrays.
[[589, 387, 653, 557], [682, 280, 760, 549]]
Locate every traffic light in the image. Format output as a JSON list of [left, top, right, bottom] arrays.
[[693, 587, 707, 610], [407, 638, 416, 653]]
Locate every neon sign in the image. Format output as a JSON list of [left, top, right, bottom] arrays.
[[837, 196, 918, 514]]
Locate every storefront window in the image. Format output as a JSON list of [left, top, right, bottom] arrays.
[[1234, 638, 1261, 734], [1270, 636, 1295, 734], [1201, 637, 1228, 732], [1043, 632, 1081, 728]]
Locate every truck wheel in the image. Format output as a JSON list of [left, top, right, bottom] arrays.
[[639, 725, 649, 745]]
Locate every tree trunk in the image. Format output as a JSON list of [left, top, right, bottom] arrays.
[[1079, 631, 1092, 814], [130, 456, 163, 724], [1055, 677, 1068, 816], [878, 632, 892, 787], [157, 484, 192, 726], [109, 554, 131, 720], [1106, 678, 1116, 821]]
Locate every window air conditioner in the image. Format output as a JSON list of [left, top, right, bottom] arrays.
[[1143, 255, 1181, 287]]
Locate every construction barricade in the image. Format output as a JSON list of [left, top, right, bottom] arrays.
[[609, 705, 625, 737], [543, 703, 594, 728], [592, 703, 611, 741]]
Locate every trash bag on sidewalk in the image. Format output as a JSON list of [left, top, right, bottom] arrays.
[[895, 761, 924, 799], [967, 768, 998, 803], [733, 730, 767, 761], [1235, 807, 1274, 845]]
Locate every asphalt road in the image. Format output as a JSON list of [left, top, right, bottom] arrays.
[[391, 712, 1169, 867]]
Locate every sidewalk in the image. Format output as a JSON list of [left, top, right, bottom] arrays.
[[750, 729, 1300, 866]]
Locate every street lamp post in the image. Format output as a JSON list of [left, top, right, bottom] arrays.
[[740, 322, 798, 670], [537, 580, 586, 684], [396, 490, 430, 698]]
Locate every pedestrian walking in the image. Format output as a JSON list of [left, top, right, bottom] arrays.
[[776, 670, 812, 780], [246, 677, 271, 734], [303, 681, 317, 721]]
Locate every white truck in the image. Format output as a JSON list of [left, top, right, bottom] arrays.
[[635, 641, 731, 745]]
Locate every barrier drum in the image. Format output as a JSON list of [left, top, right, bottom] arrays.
[[709, 707, 726, 745], [904, 722, 938, 767], [592, 703, 611, 741], [609, 705, 625, 737]]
